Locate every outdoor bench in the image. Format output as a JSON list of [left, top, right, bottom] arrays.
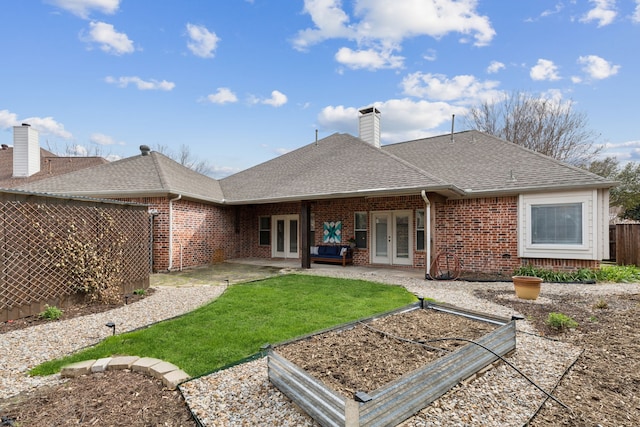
[[310, 245, 353, 267]]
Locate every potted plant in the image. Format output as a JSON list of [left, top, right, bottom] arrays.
[[511, 266, 542, 300]]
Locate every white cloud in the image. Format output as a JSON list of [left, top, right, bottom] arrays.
[[105, 76, 175, 90], [580, 0, 617, 27], [634, 0, 640, 23], [22, 116, 73, 139], [259, 90, 288, 107], [0, 110, 19, 128], [90, 133, 124, 146], [530, 59, 561, 81], [487, 61, 505, 74], [205, 88, 238, 104], [318, 98, 466, 143], [47, 0, 120, 19], [401, 72, 501, 104], [335, 47, 404, 70], [82, 21, 134, 55], [292, 0, 354, 51], [577, 55, 620, 79], [186, 23, 220, 58], [293, 0, 495, 70]]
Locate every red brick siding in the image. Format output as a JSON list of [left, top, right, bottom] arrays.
[[434, 197, 520, 276]]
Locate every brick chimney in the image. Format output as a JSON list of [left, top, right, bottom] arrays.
[[358, 107, 381, 148], [13, 123, 40, 177]]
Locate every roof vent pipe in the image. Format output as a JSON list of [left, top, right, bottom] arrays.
[[450, 114, 455, 143], [140, 145, 151, 156]]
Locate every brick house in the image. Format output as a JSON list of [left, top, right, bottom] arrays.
[[16, 109, 617, 277]]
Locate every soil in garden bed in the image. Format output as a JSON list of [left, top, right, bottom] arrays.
[[276, 308, 499, 398]]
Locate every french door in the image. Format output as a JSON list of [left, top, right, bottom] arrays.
[[371, 211, 412, 265], [272, 215, 299, 258]]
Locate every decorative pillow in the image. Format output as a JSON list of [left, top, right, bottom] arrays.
[[310, 246, 319, 255], [340, 247, 347, 256]]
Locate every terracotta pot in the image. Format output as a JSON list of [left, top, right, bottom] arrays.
[[512, 276, 543, 300]]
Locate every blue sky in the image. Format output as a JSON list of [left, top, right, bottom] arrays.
[[1, 0, 639, 177]]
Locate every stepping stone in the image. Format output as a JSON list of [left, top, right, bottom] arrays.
[[61, 360, 96, 378], [91, 357, 112, 373], [108, 355, 140, 370], [131, 357, 162, 374], [149, 361, 180, 380], [163, 369, 190, 390]]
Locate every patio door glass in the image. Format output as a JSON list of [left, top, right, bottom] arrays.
[[371, 211, 412, 266], [272, 215, 299, 258]]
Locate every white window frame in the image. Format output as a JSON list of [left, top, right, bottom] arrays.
[[518, 190, 598, 260]]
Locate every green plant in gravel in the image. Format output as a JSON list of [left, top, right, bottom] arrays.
[[514, 265, 605, 283], [595, 264, 640, 283], [133, 288, 146, 295], [30, 274, 416, 377], [593, 299, 609, 309], [546, 312, 578, 330], [39, 305, 63, 320]]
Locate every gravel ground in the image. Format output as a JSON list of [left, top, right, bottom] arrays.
[[0, 284, 225, 400], [2, 266, 638, 426], [181, 268, 639, 427]]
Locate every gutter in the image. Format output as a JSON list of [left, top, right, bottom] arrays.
[[421, 190, 432, 280], [168, 194, 182, 271]]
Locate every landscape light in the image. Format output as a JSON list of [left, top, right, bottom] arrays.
[[105, 321, 116, 335]]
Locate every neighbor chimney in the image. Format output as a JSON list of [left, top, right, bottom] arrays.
[[140, 145, 151, 156], [12, 123, 40, 178], [358, 107, 381, 148]]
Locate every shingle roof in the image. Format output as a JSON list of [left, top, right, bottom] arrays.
[[12, 130, 616, 205], [16, 151, 225, 203], [383, 130, 616, 195], [220, 133, 463, 203], [0, 147, 107, 189]]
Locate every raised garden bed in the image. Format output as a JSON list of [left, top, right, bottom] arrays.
[[267, 302, 516, 427]]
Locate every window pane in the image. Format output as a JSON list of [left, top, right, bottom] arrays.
[[260, 217, 270, 230], [259, 216, 271, 245], [355, 212, 367, 230], [355, 230, 367, 248], [416, 210, 425, 251], [532, 203, 582, 244], [259, 231, 270, 246]]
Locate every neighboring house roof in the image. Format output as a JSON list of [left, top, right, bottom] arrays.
[[0, 147, 107, 188], [383, 130, 616, 196], [221, 130, 616, 203], [16, 151, 225, 203]]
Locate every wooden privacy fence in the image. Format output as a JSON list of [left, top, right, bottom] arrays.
[[615, 223, 640, 267], [0, 190, 150, 322]]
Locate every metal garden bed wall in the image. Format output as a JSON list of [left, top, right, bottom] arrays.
[[0, 190, 150, 322], [267, 302, 516, 427]]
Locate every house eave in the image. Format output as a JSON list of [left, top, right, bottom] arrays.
[[222, 185, 467, 205], [457, 182, 617, 199]]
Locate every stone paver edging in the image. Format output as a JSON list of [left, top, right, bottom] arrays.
[[61, 356, 189, 390]]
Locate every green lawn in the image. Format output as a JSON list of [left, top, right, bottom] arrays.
[[31, 274, 416, 377]]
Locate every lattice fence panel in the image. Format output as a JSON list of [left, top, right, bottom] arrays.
[[1, 195, 149, 319]]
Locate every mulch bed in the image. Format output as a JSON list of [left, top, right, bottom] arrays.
[[0, 289, 154, 334]]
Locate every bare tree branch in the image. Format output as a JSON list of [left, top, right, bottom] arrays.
[[465, 91, 601, 165]]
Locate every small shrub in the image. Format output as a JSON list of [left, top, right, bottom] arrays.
[[39, 305, 63, 321], [593, 299, 609, 309], [133, 288, 146, 296], [546, 312, 578, 330]]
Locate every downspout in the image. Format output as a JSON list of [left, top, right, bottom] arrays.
[[421, 190, 432, 280], [168, 194, 182, 271]]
